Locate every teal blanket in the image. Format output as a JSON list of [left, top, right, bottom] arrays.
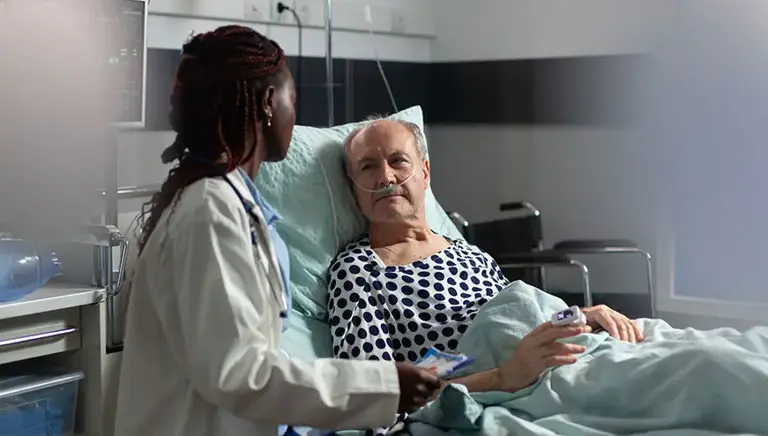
[[403, 282, 768, 436]]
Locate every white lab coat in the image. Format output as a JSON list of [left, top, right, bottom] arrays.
[[114, 170, 400, 436]]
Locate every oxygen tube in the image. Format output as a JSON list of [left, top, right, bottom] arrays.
[[351, 172, 415, 195]]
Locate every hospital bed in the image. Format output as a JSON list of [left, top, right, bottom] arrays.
[[249, 102, 662, 365], [110, 105, 661, 435], [255, 105, 687, 436], [257, 105, 768, 436]]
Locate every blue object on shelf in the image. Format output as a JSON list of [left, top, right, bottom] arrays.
[[0, 238, 62, 302]]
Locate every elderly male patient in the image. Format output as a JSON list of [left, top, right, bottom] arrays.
[[326, 119, 643, 397]]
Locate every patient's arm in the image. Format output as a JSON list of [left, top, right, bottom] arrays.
[[445, 369, 502, 393], [327, 281, 397, 361], [327, 272, 403, 435], [447, 322, 588, 395]]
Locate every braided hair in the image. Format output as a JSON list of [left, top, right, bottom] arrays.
[[136, 25, 287, 254]]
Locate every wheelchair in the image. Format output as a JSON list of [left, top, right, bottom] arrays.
[[449, 201, 655, 318]]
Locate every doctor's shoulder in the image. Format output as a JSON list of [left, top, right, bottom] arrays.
[[166, 177, 253, 235]]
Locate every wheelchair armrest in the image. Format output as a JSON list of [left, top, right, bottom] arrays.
[[446, 211, 469, 229], [446, 211, 471, 240], [494, 251, 574, 266], [499, 201, 541, 216], [552, 239, 638, 251]]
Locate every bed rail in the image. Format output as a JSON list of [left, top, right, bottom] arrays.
[[96, 184, 160, 200]]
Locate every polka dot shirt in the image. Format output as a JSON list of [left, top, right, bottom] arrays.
[[327, 235, 511, 363]]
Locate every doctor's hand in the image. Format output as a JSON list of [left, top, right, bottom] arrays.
[[497, 322, 590, 393], [394, 362, 442, 414], [582, 305, 644, 343]]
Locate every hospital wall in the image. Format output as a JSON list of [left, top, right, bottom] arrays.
[[425, 0, 662, 323], [118, 1, 768, 331], [425, 0, 768, 330]]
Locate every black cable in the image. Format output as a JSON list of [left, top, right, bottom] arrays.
[[277, 2, 303, 122]]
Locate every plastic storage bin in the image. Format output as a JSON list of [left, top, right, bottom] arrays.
[[0, 371, 83, 436]]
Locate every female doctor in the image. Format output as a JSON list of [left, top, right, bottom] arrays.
[[114, 26, 440, 436]]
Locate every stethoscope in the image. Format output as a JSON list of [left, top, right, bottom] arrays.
[[190, 155, 288, 319]]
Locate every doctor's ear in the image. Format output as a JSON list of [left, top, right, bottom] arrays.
[[261, 86, 277, 123]]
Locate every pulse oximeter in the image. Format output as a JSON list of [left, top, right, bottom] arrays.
[[551, 305, 587, 327]]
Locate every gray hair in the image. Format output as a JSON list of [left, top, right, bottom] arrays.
[[342, 116, 428, 173]]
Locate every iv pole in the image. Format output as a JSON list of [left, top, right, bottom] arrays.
[[325, 0, 334, 126]]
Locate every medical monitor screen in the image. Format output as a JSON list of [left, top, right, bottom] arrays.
[[101, 0, 147, 126], [0, 0, 146, 125]]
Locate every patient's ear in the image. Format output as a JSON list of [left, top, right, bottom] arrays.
[[423, 159, 431, 189], [346, 174, 363, 207]]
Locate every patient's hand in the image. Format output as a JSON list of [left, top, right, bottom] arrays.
[[497, 322, 589, 393], [582, 305, 644, 343]]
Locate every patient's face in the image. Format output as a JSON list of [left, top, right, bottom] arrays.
[[346, 121, 430, 223]]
